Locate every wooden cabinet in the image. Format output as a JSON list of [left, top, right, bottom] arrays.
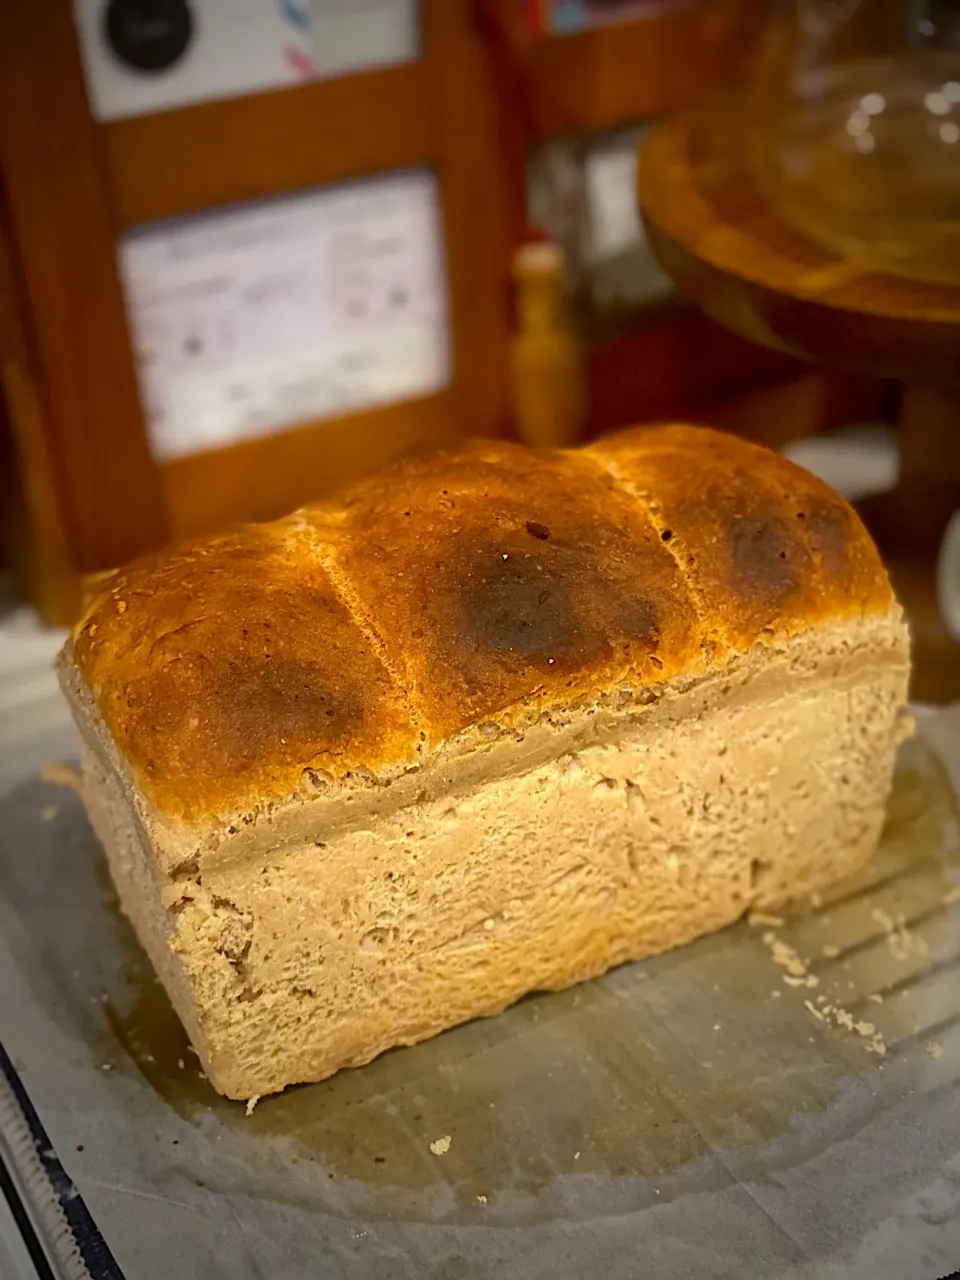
[[0, 1, 512, 620]]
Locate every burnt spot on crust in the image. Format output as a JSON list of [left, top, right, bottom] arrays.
[[195, 659, 364, 777], [589, 421, 892, 628], [456, 543, 581, 659], [646, 472, 811, 624], [121, 656, 364, 788], [627, 465, 819, 647], [447, 526, 660, 674], [724, 509, 805, 605], [332, 443, 699, 740], [804, 496, 853, 579]]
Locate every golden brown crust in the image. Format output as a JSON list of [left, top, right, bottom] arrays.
[[66, 425, 895, 825], [316, 439, 704, 743], [587, 424, 893, 659], [69, 521, 418, 822]]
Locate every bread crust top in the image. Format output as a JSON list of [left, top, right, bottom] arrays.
[[64, 425, 893, 824]]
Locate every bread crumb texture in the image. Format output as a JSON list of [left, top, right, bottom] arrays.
[[68, 425, 893, 825]]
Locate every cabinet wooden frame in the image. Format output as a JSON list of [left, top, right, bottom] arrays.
[[521, 0, 765, 142], [0, 0, 512, 595]]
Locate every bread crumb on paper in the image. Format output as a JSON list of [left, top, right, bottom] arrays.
[[430, 1134, 452, 1156], [871, 907, 928, 961], [833, 1007, 854, 1032], [761, 932, 810, 979], [246, 1095, 260, 1116], [803, 994, 887, 1056], [41, 761, 82, 794], [821, 943, 840, 958], [476, 1194, 487, 1203], [40, 805, 59, 823], [748, 911, 784, 928], [926, 1040, 943, 1060]]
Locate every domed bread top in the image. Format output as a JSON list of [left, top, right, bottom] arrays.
[[66, 424, 893, 824]]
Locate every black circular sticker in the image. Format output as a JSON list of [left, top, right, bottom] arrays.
[[103, 0, 194, 74]]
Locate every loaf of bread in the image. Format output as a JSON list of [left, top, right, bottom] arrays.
[[59, 424, 911, 1101]]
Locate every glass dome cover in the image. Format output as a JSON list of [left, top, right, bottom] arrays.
[[750, 0, 960, 285]]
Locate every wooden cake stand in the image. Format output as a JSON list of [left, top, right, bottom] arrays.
[[639, 95, 960, 702]]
